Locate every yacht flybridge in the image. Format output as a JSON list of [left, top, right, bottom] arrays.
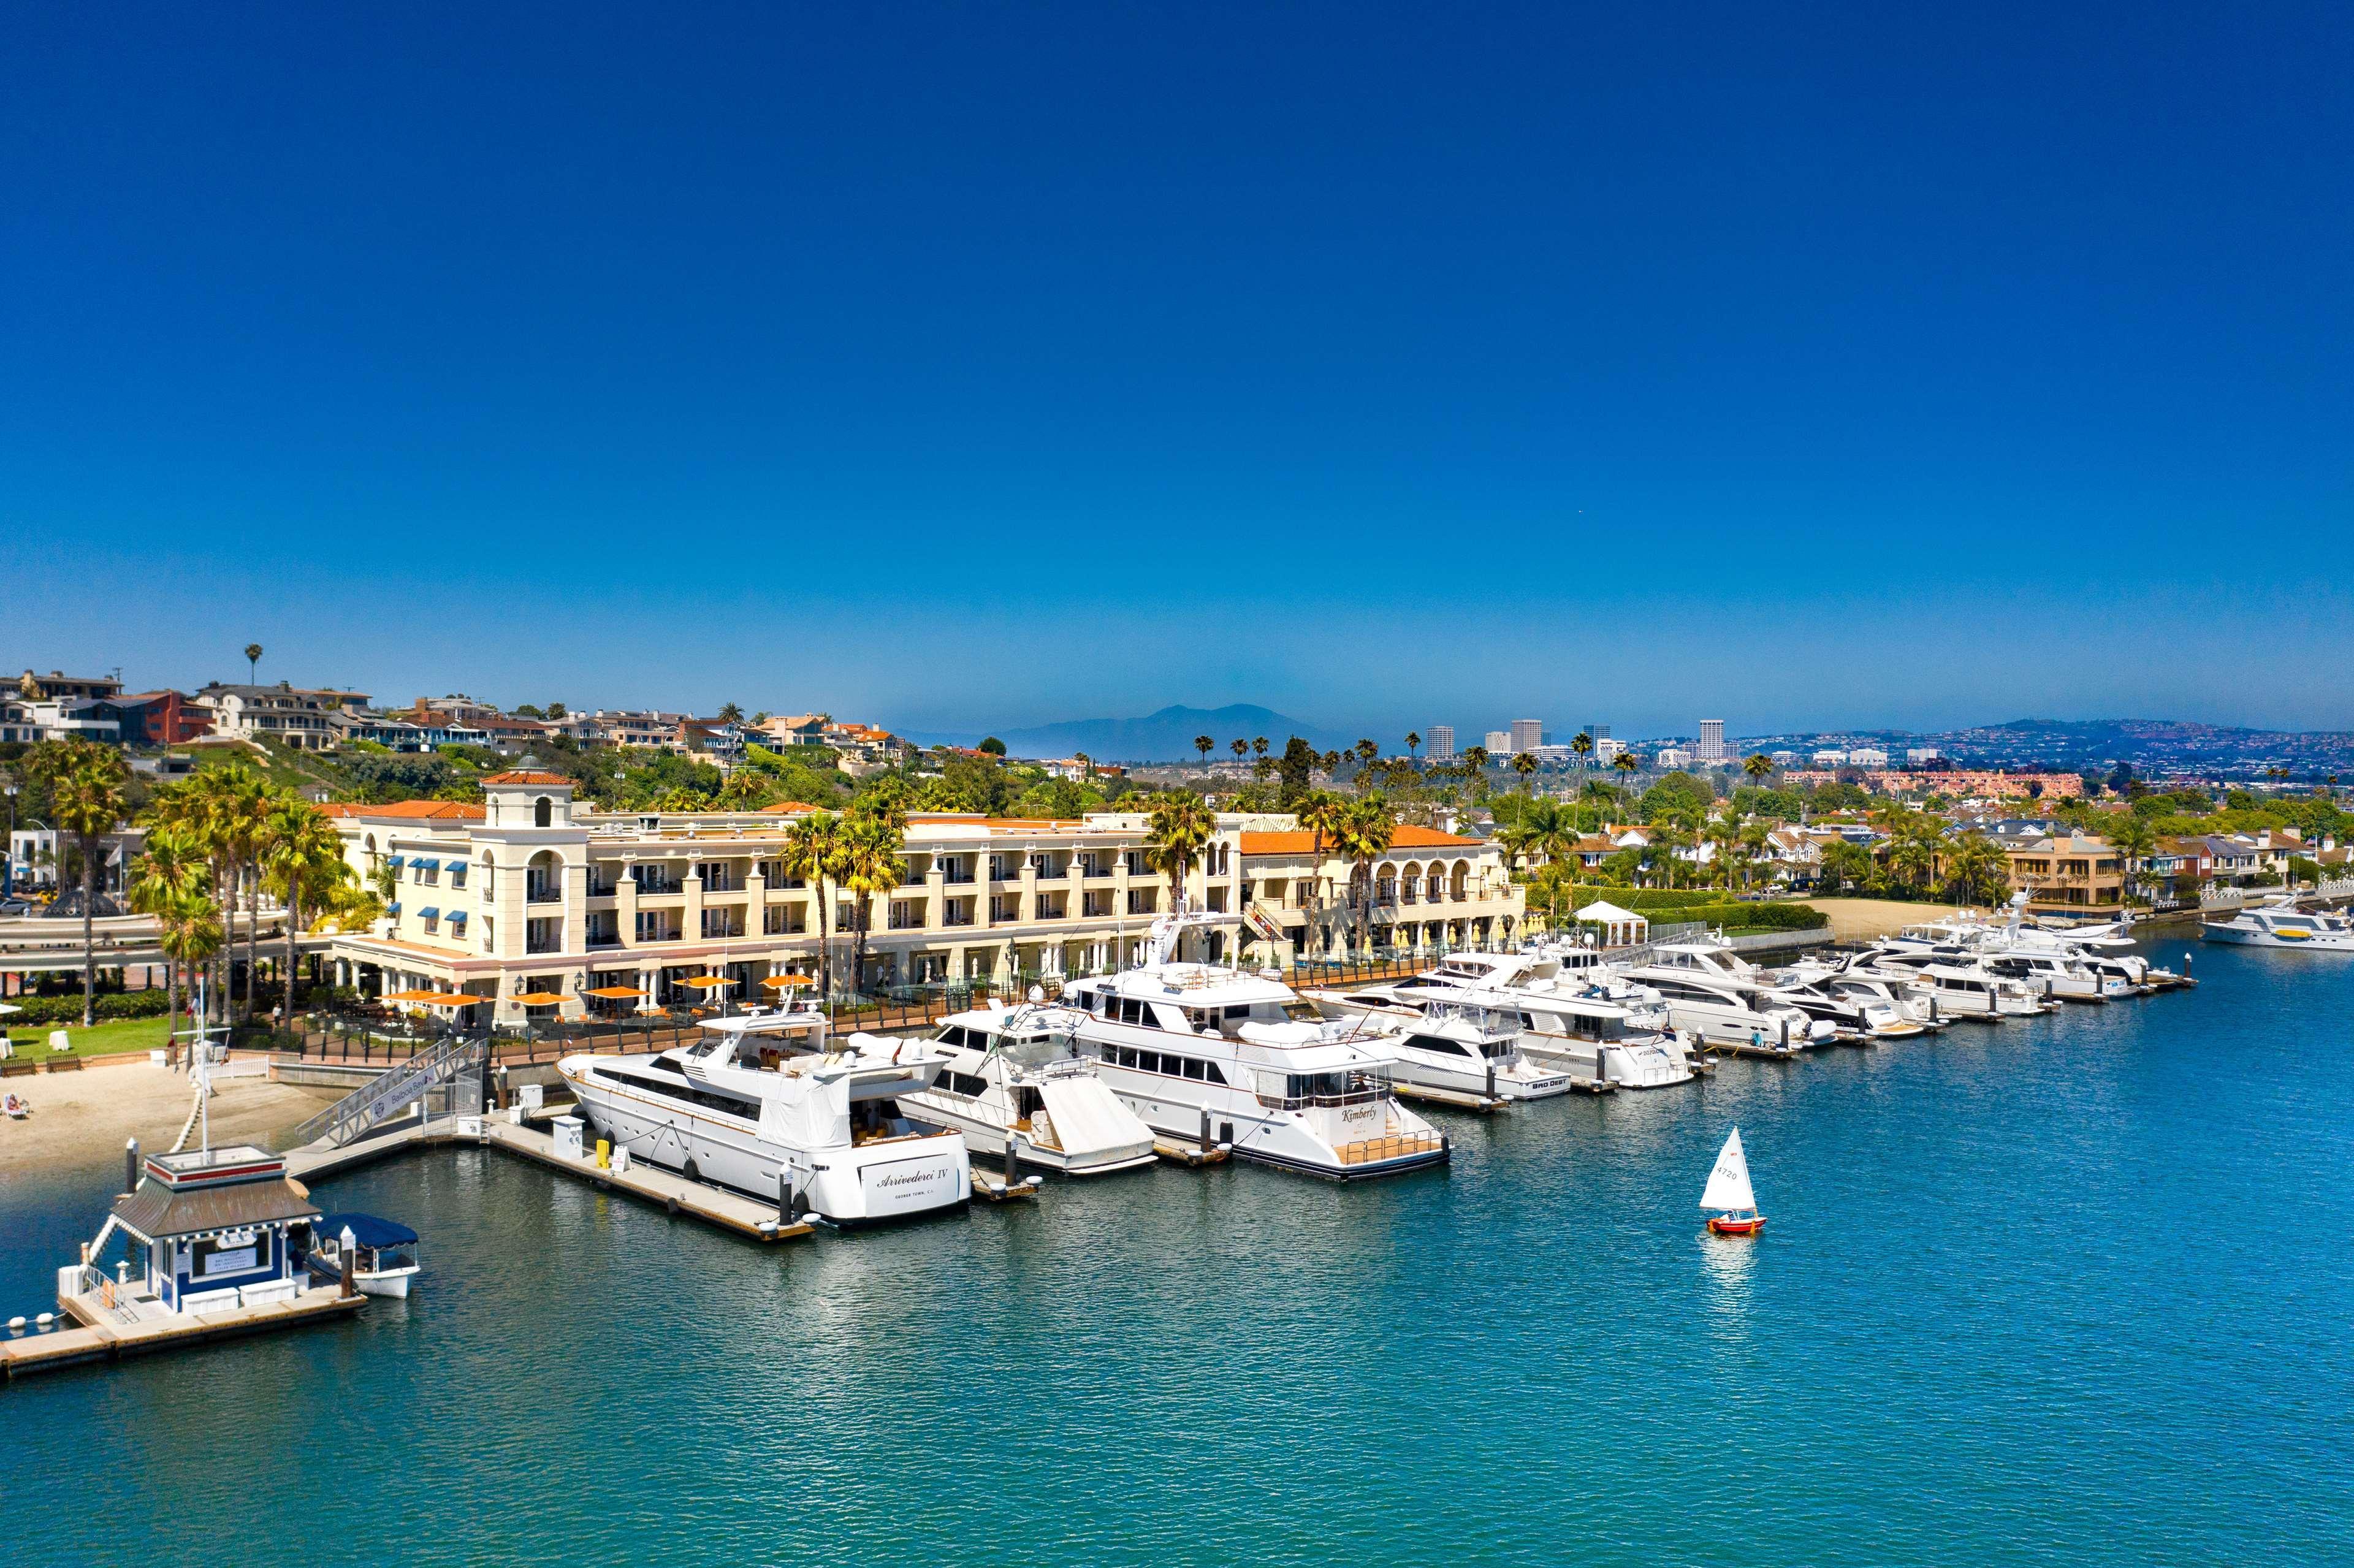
[[1297, 990, 1572, 1100], [901, 999, 1160, 1176], [1064, 906, 1449, 1179], [557, 1005, 972, 1225]]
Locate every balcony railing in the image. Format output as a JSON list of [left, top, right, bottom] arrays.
[[527, 883, 561, 904]]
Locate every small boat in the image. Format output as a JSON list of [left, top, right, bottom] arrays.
[[1701, 1127, 1765, 1236], [302, 1213, 421, 1298]]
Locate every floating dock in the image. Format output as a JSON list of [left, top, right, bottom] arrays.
[[1154, 1138, 1232, 1167], [3, 1285, 362, 1382], [1390, 1081, 1510, 1113]]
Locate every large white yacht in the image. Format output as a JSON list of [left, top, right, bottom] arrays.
[[1852, 950, 2053, 1018], [1390, 950, 1697, 1087], [900, 999, 1159, 1176], [1753, 967, 1927, 1039], [1297, 990, 1572, 1100], [558, 1007, 972, 1225], [1063, 911, 1449, 1180], [1607, 941, 1837, 1052], [2202, 898, 2354, 952]]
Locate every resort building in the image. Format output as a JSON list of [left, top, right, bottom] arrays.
[[2002, 831, 2126, 914], [316, 771, 1525, 1023]]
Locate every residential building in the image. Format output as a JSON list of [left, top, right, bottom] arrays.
[[1698, 720, 1725, 760], [2003, 831, 2125, 914], [316, 776, 1525, 1024], [1812, 748, 1850, 766], [1848, 747, 1891, 767], [1656, 747, 1694, 768], [582, 710, 689, 749], [1509, 720, 1544, 753], [1907, 747, 1943, 765], [414, 694, 505, 725], [1426, 725, 1455, 763], [1769, 749, 1797, 765], [194, 683, 370, 751], [755, 714, 831, 747], [677, 718, 747, 761], [13, 669, 123, 702], [1594, 737, 1628, 763], [113, 690, 212, 746], [1483, 729, 1512, 754]]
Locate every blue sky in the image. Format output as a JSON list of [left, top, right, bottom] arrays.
[[5, 3, 2349, 740]]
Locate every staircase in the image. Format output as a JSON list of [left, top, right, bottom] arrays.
[[283, 1035, 489, 1151]]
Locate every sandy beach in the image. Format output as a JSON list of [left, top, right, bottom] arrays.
[[1797, 897, 1983, 941], [0, 1063, 340, 1178]]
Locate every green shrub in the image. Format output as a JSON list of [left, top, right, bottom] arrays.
[[6, 990, 175, 1024]]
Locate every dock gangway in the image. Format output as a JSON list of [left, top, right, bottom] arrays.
[[280, 1035, 489, 1151]]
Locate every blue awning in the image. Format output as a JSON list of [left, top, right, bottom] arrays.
[[446, 910, 468, 925], [387, 856, 406, 869], [386, 903, 401, 916], [417, 907, 440, 920], [314, 1212, 417, 1249]]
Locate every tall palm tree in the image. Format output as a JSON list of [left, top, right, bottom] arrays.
[[1404, 731, 1421, 762], [156, 887, 223, 1054], [262, 796, 351, 1025], [1743, 752, 1775, 787], [1571, 729, 1594, 792], [44, 742, 129, 1026], [1612, 750, 1639, 796], [841, 811, 907, 992], [778, 812, 847, 1000], [244, 642, 263, 682], [1511, 751, 1537, 801], [1298, 790, 1350, 915], [223, 768, 272, 1020], [1251, 736, 1268, 763], [1194, 734, 1214, 766], [1331, 794, 1395, 953], [1144, 792, 1215, 920], [1230, 738, 1249, 765], [129, 824, 208, 1047]]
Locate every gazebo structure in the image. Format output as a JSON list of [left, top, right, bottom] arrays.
[[74, 1144, 322, 1318], [1573, 899, 1650, 950]]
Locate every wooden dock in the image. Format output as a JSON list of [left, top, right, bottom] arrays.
[[1390, 1081, 1510, 1113], [2, 1285, 362, 1382]]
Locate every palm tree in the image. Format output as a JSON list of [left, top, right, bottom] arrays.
[[244, 642, 263, 682], [1612, 750, 1640, 796], [1404, 731, 1421, 763], [1194, 734, 1214, 766], [226, 769, 272, 1019], [1332, 795, 1395, 953], [1073, 751, 1092, 780], [156, 888, 223, 1054], [1230, 739, 1248, 765], [1571, 730, 1594, 791], [262, 796, 351, 1025], [717, 701, 744, 725], [1298, 790, 1350, 915], [42, 742, 130, 1026], [1743, 752, 1775, 787], [841, 811, 907, 992], [1144, 792, 1215, 919], [2108, 813, 2158, 904], [129, 824, 208, 1049], [779, 811, 847, 1000], [1251, 736, 1268, 762], [1941, 832, 2009, 908], [1511, 751, 1537, 801]]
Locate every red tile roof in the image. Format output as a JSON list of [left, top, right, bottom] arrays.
[[481, 771, 572, 786], [317, 799, 487, 821], [1240, 826, 1477, 857]]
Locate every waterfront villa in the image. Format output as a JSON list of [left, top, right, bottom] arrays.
[[316, 771, 1525, 1024]]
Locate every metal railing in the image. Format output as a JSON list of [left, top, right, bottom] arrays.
[[281, 1033, 489, 1150]]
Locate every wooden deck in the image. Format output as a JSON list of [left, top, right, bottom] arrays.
[[2, 1285, 362, 1381], [1335, 1133, 1446, 1166]]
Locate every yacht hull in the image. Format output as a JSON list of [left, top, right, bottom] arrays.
[[906, 1100, 1158, 1176]]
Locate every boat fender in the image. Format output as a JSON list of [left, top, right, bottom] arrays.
[[666, 1195, 680, 1216]]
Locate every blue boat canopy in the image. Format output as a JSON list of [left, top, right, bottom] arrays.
[[315, 1213, 418, 1249]]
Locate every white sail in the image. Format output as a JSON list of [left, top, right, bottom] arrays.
[[1699, 1127, 1756, 1212]]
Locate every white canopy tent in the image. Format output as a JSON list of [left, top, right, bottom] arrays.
[[1574, 899, 1650, 949]]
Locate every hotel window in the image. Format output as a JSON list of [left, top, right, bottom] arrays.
[[700, 907, 743, 939], [448, 862, 467, 889], [1127, 889, 1157, 915]]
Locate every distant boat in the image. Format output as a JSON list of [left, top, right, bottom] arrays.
[[1701, 1127, 1765, 1236]]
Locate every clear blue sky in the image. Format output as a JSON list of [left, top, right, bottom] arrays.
[[5, 3, 2348, 740]]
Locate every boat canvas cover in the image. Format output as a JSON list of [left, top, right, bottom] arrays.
[[1036, 1076, 1155, 1163], [314, 1213, 418, 1249], [1699, 1127, 1756, 1212]]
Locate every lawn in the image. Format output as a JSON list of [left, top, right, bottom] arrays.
[[2, 1015, 173, 1062]]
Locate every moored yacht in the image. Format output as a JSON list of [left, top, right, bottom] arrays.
[[1853, 951, 2052, 1018], [558, 1007, 972, 1224], [1393, 950, 1697, 1087], [901, 999, 1159, 1176], [1298, 990, 1572, 1100], [2202, 897, 2354, 952], [1608, 941, 1837, 1052], [1064, 910, 1449, 1180]]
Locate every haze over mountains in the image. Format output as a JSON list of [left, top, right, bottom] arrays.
[[903, 704, 1356, 762]]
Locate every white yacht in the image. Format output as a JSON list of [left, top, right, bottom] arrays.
[[1064, 911, 1449, 1180], [557, 1007, 972, 1225], [1298, 990, 1572, 1101], [1753, 968, 1926, 1039], [2202, 898, 2354, 952], [1609, 942, 1837, 1052], [900, 999, 1159, 1176], [1392, 950, 1697, 1087], [1878, 914, 2131, 1000], [1772, 956, 1948, 1030], [1854, 951, 2052, 1018]]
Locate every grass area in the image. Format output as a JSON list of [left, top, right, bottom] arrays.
[[2, 1015, 172, 1061]]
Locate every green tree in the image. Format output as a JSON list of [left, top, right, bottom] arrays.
[[1333, 794, 1396, 952], [1298, 790, 1350, 915], [1194, 734, 1214, 765], [128, 822, 208, 1046], [1145, 792, 1216, 919], [262, 795, 352, 1024], [977, 737, 1006, 756], [244, 642, 263, 682], [779, 812, 848, 1000], [40, 740, 131, 1026], [1404, 731, 1421, 761], [1743, 752, 1775, 786], [1274, 736, 1320, 808], [840, 810, 907, 992]]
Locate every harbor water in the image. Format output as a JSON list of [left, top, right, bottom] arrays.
[[3, 934, 2347, 1566]]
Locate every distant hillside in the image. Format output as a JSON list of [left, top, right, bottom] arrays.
[[982, 704, 1354, 763]]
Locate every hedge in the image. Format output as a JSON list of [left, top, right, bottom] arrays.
[[1642, 901, 1827, 932], [4, 990, 175, 1024]]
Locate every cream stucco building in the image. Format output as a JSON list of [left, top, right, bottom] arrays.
[[318, 771, 1525, 1022]]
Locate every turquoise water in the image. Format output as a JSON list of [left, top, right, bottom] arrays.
[[4, 935, 2347, 1566]]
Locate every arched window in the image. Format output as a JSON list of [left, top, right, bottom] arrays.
[[534, 796, 552, 828]]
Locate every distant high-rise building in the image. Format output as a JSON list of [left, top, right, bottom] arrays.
[[1582, 723, 1610, 740], [1594, 737, 1628, 762], [1427, 725, 1455, 763], [1509, 719, 1543, 753], [1698, 720, 1726, 759], [1484, 729, 1513, 755]]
